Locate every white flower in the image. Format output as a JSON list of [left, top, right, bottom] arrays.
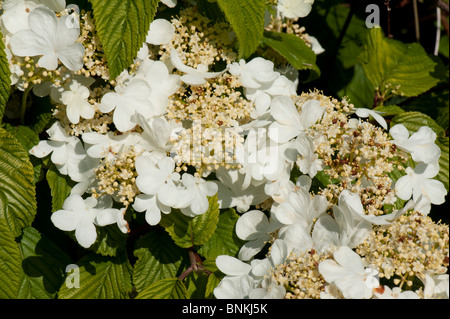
[[96, 207, 129, 234], [135, 59, 181, 116], [29, 121, 92, 180], [268, 96, 324, 143], [51, 195, 123, 248], [135, 154, 181, 207], [422, 273, 449, 299], [170, 49, 225, 86], [272, 186, 327, 228], [228, 57, 279, 90], [99, 79, 152, 132], [318, 246, 379, 299], [235, 210, 278, 261], [160, 0, 177, 8], [82, 131, 142, 160], [177, 174, 218, 216], [61, 80, 95, 124], [1, 1, 39, 35], [305, 35, 325, 54], [395, 162, 447, 205], [214, 168, 269, 213], [146, 19, 175, 45], [133, 193, 171, 226], [374, 286, 420, 299], [390, 124, 441, 164], [10, 6, 85, 71], [277, 0, 314, 19], [354, 108, 388, 130], [294, 133, 324, 178], [213, 275, 256, 299], [135, 114, 174, 159]]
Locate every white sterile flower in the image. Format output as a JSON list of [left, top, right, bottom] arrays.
[[99, 79, 152, 132], [10, 6, 85, 71], [51, 194, 121, 248], [354, 108, 388, 130], [250, 239, 289, 278], [395, 162, 447, 205], [249, 276, 286, 299], [135, 114, 174, 160], [295, 133, 324, 178], [135, 154, 181, 208], [305, 35, 325, 55], [228, 57, 279, 90], [61, 80, 94, 124], [374, 286, 420, 299], [278, 222, 315, 253], [213, 275, 256, 299], [135, 59, 181, 116], [272, 185, 328, 228], [170, 49, 225, 86], [268, 96, 324, 143], [177, 174, 218, 216], [1, 1, 39, 35], [133, 193, 171, 226], [82, 131, 142, 161], [146, 19, 175, 45], [277, 0, 314, 19], [390, 124, 441, 164], [160, 0, 177, 8], [214, 168, 269, 213], [422, 273, 449, 299], [235, 210, 280, 261], [318, 246, 379, 299], [29, 121, 91, 179]]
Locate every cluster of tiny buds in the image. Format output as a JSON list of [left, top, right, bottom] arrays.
[[272, 249, 332, 299], [356, 211, 449, 290], [91, 146, 142, 206], [299, 92, 407, 215]]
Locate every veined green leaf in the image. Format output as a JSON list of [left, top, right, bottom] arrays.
[[0, 128, 36, 237], [57, 253, 132, 299], [160, 195, 220, 248], [89, 0, 159, 79], [262, 30, 320, 76], [198, 208, 244, 259], [391, 111, 446, 137], [216, 0, 265, 59], [0, 226, 71, 299], [136, 277, 189, 299], [0, 31, 11, 122], [133, 230, 189, 293], [358, 28, 439, 98], [46, 165, 73, 212]]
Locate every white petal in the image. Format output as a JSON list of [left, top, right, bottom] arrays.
[[235, 210, 269, 241], [146, 19, 175, 45], [216, 255, 251, 276]]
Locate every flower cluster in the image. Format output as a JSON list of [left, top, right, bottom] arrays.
[[2, 0, 447, 299]]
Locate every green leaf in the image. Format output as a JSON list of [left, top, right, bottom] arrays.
[[17, 227, 72, 299], [185, 270, 209, 299], [89, 0, 159, 79], [216, 0, 265, 59], [89, 224, 128, 257], [197, 208, 244, 259], [160, 195, 220, 248], [57, 253, 132, 299], [0, 226, 71, 299], [436, 137, 449, 191], [136, 277, 189, 299], [337, 63, 374, 108], [358, 28, 440, 97], [0, 127, 36, 237], [133, 230, 189, 293], [391, 111, 446, 137], [46, 165, 73, 212], [0, 31, 11, 122], [262, 30, 320, 76]]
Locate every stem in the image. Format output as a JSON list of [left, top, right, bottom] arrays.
[[20, 85, 32, 125], [434, 7, 442, 56], [413, 0, 420, 42], [385, 0, 393, 38]]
